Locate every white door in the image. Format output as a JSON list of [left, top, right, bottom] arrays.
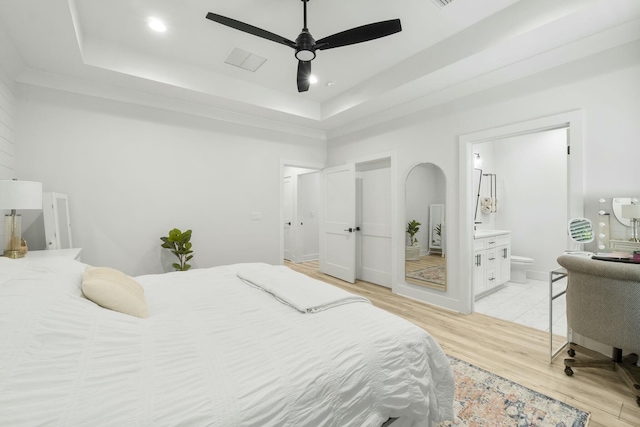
[[43, 192, 73, 250], [320, 164, 356, 283], [357, 167, 392, 287], [297, 172, 320, 262], [283, 176, 293, 261]]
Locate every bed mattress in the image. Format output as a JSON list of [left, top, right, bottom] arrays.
[[0, 259, 453, 426]]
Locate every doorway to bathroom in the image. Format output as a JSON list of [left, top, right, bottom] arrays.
[[472, 128, 568, 334], [459, 110, 585, 336]]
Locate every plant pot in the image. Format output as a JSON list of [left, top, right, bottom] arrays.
[[405, 244, 420, 261]]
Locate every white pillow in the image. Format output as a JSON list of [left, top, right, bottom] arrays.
[[82, 266, 148, 318]]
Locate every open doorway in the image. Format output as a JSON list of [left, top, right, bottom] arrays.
[[282, 165, 322, 264], [472, 128, 568, 334], [459, 110, 584, 325]]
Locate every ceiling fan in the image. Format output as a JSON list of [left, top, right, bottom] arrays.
[[206, 0, 402, 93]]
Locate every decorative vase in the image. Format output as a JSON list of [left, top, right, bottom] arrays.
[[405, 244, 420, 261]]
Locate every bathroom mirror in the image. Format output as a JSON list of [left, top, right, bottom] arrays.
[[405, 163, 446, 291], [612, 197, 638, 227]]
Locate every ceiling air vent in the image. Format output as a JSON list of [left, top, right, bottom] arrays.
[[224, 48, 267, 72], [432, 0, 455, 8]]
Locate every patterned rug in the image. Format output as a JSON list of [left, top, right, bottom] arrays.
[[439, 356, 590, 426], [405, 265, 445, 285]]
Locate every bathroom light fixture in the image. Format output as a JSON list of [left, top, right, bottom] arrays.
[[148, 18, 167, 32], [309, 75, 318, 84], [621, 203, 640, 242], [473, 153, 481, 167]]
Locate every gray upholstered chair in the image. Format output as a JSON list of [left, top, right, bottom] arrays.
[[556, 254, 640, 406]]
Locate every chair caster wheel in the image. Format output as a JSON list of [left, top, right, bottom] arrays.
[[564, 366, 573, 376], [568, 349, 575, 357]]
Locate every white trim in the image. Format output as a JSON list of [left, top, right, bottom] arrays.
[[18, 69, 328, 141], [459, 110, 584, 314]]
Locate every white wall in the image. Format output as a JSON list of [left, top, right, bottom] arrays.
[[326, 41, 640, 312], [16, 85, 326, 276], [0, 27, 24, 244]]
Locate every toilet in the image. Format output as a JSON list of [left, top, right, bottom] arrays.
[[510, 255, 534, 283]]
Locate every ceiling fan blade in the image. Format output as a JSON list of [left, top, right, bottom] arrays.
[[206, 13, 296, 49], [316, 19, 401, 50], [297, 61, 311, 93]]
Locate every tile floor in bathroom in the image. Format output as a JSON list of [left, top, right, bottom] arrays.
[[474, 277, 568, 338]]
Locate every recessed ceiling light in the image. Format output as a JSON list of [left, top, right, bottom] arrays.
[[309, 75, 318, 84], [148, 18, 167, 33]]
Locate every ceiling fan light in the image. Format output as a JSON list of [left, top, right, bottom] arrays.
[[295, 49, 315, 61], [148, 18, 167, 32]]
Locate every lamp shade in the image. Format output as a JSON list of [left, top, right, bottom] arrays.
[[0, 180, 43, 210], [621, 203, 640, 219]]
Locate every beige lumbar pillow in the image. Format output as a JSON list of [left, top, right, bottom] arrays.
[[82, 266, 148, 318]]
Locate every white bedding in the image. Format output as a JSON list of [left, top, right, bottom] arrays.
[[0, 259, 454, 427], [237, 264, 371, 313]]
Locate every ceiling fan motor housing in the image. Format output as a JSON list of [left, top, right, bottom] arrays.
[[295, 30, 316, 61]]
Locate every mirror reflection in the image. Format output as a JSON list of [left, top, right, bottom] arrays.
[[405, 163, 446, 291]]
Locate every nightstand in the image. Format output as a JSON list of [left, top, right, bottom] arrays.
[[25, 248, 83, 261]]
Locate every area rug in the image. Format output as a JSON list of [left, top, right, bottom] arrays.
[[439, 356, 590, 426], [405, 265, 445, 285]]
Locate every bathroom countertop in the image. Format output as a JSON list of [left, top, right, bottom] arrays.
[[474, 229, 510, 239]]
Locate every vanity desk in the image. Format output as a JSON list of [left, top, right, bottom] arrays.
[[473, 230, 511, 299], [608, 239, 640, 253]]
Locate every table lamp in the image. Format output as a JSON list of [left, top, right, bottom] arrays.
[[621, 203, 640, 242], [0, 179, 43, 258]]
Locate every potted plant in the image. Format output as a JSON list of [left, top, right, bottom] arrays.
[[160, 228, 194, 271], [406, 220, 421, 261]]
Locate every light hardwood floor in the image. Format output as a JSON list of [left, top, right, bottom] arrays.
[[286, 260, 640, 427]]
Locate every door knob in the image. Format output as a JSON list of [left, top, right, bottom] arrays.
[[343, 228, 353, 232]]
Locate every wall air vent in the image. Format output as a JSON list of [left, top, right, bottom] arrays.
[[224, 48, 267, 72], [432, 0, 455, 8]]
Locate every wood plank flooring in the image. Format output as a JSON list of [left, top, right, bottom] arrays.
[[286, 260, 640, 427]]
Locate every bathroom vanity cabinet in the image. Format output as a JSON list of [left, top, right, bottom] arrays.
[[473, 230, 511, 298]]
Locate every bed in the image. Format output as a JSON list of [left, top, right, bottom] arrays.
[[0, 258, 454, 426]]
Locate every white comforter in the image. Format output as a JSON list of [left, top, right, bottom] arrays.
[[0, 259, 453, 427]]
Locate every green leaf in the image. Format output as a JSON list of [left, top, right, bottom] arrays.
[[183, 264, 192, 271], [186, 255, 193, 261], [172, 263, 181, 270]]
